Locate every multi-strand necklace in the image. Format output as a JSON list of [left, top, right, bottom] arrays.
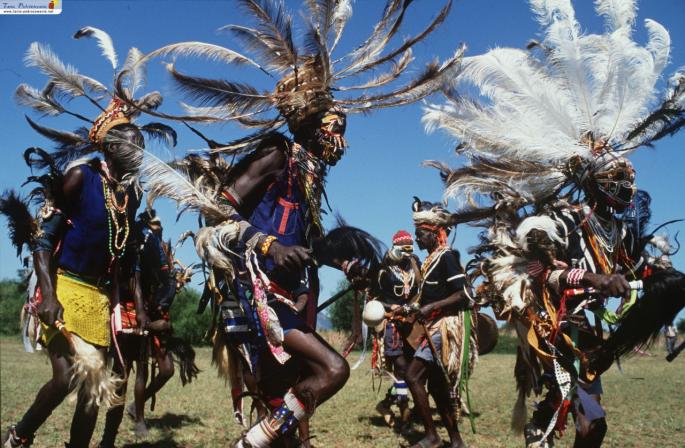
[[389, 264, 416, 299], [290, 142, 327, 240], [583, 209, 619, 274], [102, 177, 130, 259]]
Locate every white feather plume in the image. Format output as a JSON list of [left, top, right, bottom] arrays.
[[424, 0, 675, 205], [74, 26, 118, 69], [140, 149, 231, 223], [24, 42, 108, 99], [142, 41, 266, 71]]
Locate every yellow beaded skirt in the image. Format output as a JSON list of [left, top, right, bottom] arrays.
[[42, 273, 111, 348]]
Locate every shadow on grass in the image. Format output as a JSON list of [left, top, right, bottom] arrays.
[[145, 412, 202, 430], [122, 436, 182, 448]]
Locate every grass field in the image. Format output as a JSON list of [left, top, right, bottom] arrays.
[[1, 336, 683, 447]]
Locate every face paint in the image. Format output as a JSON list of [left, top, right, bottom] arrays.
[[388, 245, 413, 262], [592, 156, 636, 211], [315, 110, 347, 165]]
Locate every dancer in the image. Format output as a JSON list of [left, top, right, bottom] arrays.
[[2, 27, 175, 448], [99, 211, 197, 446], [126, 214, 198, 433], [129, 1, 462, 446], [422, 1, 685, 446], [403, 198, 476, 448], [371, 230, 421, 434]]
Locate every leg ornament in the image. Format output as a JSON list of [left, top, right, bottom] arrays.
[[236, 390, 307, 448]]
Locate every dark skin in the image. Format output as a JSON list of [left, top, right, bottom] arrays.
[[227, 125, 349, 444], [122, 225, 175, 437], [101, 272, 152, 446], [537, 185, 633, 448], [405, 228, 467, 448], [16, 127, 147, 447]]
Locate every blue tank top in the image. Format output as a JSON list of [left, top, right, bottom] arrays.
[[249, 161, 309, 248], [58, 164, 139, 278]]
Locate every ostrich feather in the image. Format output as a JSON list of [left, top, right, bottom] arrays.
[[140, 123, 177, 147], [167, 64, 271, 114], [0, 191, 36, 257], [24, 42, 108, 99], [136, 92, 163, 111], [15, 83, 65, 116], [341, 0, 451, 78], [341, 45, 464, 110], [142, 41, 266, 72], [233, 0, 297, 72], [140, 150, 231, 223], [120, 47, 146, 97], [24, 116, 90, 152], [337, 49, 413, 91], [73, 26, 118, 69], [594, 0, 637, 32], [515, 215, 566, 252], [625, 72, 685, 146], [339, 0, 407, 75]]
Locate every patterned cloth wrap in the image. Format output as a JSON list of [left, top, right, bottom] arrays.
[[42, 273, 111, 347], [118, 301, 138, 330]]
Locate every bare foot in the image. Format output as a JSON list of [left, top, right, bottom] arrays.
[[133, 420, 149, 438]]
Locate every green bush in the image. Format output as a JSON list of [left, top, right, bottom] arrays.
[[169, 287, 213, 345], [490, 333, 519, 355], [326, 280, 362, 332], [0, 279, 25, 336]]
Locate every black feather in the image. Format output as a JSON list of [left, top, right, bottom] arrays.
[[589, 267, 685, 374], [0, 190, 36, 257], [626, 74, 685, 145], [140, 122, 177, 147], [166, 337, 200, 386], [24, 115, 90, 153], [312, 217, 385, 273]]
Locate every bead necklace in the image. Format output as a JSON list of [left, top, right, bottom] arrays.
[[102, 177, 130, 259], [421, 245, 448, 276], [389, 264, 415, 298]]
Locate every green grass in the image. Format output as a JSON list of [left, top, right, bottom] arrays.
[[1, 337, 683, 447]]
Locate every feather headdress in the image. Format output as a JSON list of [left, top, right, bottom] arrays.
[[16, 27, 176, 171], [423, 0, 684, 215], [125, 0, 463, 153]]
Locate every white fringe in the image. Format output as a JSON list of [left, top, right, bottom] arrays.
[[68, 334, 123, 409]]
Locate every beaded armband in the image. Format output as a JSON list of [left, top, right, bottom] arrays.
[[566, 268, 586, 287]]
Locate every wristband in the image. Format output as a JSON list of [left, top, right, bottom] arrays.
[[260, 235, 277, 256]]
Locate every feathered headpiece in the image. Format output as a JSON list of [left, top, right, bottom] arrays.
[[422, 0, 684, 216], [16, 26, 177, 171], [124, 0, 463, 154], [412, 196, 452, 228]]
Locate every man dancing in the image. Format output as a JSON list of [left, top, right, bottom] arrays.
[[422, 1, 685, 446], [100, 210, 190, 445], [371, 231, 421, 434], [132, 1, 461, 445], [3, 27, 174, 447], [403, 199, 476, 448]]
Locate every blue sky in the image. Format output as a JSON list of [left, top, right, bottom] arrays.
[[1, 1, 684, 321]]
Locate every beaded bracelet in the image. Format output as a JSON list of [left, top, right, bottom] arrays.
[[566, 268, 586, 286], [260, 235, 277, 255]]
